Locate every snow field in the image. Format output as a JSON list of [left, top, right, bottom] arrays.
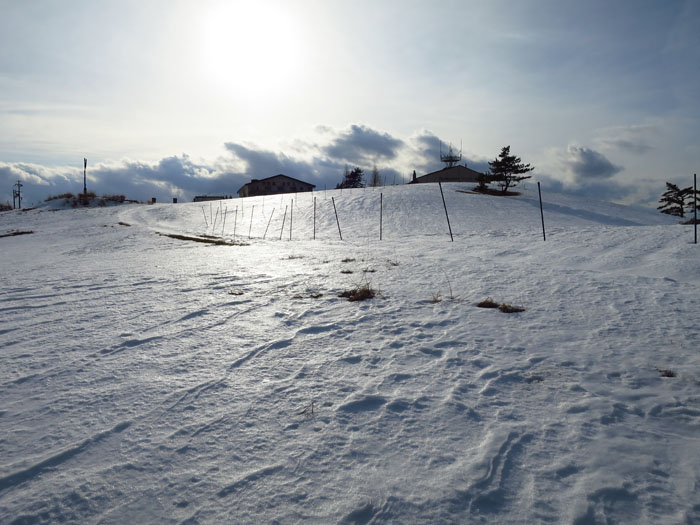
[[1, 184, 698, 523]]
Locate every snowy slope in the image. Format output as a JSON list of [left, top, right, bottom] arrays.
[[1, 184, 698, 524]]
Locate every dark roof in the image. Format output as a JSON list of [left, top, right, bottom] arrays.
[[237, 174, 316, 194], [412, 165, 484, 183]]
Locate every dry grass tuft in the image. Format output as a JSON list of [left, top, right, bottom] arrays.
[[157, 232, 248, 246], [476, 298, 500, 309], [499, 303, 526, 313], [339, 283, 376, 302], [429, 292, 442, 303], [658, 368, 676, 378]]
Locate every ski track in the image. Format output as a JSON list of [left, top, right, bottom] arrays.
[[1, 187, 698, 523]]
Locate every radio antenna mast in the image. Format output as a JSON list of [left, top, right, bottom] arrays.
[[439, 140, 462, 168]]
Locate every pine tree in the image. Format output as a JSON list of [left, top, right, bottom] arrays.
[[657, 182, 691, 218], [686, 186, 699, 218], [337, 167, 365, 189], [488, 145, 534, 194], [369, 164, 382, 187], [474, 172, 490, 193]]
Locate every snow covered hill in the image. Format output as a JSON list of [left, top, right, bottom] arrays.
[[1, 183, 698, 524]]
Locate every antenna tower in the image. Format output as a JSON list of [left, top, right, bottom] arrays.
[[12, 180, 23, 209], [440, 140, 462, 168]]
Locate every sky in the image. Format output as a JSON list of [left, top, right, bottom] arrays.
[[1, 0, 699, 206]]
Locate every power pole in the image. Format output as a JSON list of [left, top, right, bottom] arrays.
[[13, 180, 23, 209], [83, 158, 87, 195]]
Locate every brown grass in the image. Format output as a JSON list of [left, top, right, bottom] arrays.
[[429, 292, 442, 303], [476, 298, 500, 309], [339, 283, 376, 302], [499, 303, 526, 313], [156, 232, 248, 246], [45, 193, 75, 201]]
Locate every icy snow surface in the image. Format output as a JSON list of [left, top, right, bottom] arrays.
[[1, 183, 699, 524]]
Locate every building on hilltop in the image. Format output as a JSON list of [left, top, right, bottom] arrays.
[[409, 141, 495, 185], [237, 174, 315, 198], [410, 164, 485, 184], [193, 195, 232, 202]]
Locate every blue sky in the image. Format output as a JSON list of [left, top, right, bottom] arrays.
[[1, 0, 699, 206]]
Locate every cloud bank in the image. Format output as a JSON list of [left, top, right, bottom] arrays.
[[2, 125, 489, 206], [0, 125, 663, 209]]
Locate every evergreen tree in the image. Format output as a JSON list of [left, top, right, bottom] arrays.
[[686, 186, 699, 217], [488, 145, 534, 194], [474, 172, 490, 193], [657, 182, 691, 217], [337, 167, 365, 189], [369, 164, 382, 187]]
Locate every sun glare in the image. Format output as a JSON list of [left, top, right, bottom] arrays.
[[198, 1, 305, 101]]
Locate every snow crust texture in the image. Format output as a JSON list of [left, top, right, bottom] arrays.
[[1, 184, 698, 524]]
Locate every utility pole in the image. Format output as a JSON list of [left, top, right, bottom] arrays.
[[13, 180, 23, 209], [83, 158, 87, 195]]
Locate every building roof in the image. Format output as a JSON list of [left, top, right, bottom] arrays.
[[237, 174, 315, 194], [411, 165, 484, 184]]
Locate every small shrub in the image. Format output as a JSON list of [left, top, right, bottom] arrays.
[[339, 283, 376, 302], [499, 303, 525, 313], [362, 267, 376, 273], [429, 292, 442, 303], [477, 298, 500, 309], [340, 269, 353, 274], [76, 192, 95, 206], [658, 368, 676, 378], [97, 199, 107, 207], [0, 202, 12, 212], [341, 258, 356, 263], [45, 193, 75, 201], [103, 194, 125, 203]]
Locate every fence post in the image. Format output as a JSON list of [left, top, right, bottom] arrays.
[[290, 199, 293, 241], [263, 208, 275, 240], [201, 206, 208, 230], [538, 182, 546, 241], [380, 192, 383, 241], [694, 174, 697, 245], [332, 197, 343, 240], [248, 205, 254, 239], [313, 196, 316, 240], [233, 206, 238, 239], [438, 182, 454, 242], [280, 205, 288, 240]]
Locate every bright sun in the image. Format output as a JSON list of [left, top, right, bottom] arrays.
[[197, 1, 305, 101]]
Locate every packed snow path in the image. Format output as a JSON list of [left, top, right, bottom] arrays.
[[1, 184, 698, 523]]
